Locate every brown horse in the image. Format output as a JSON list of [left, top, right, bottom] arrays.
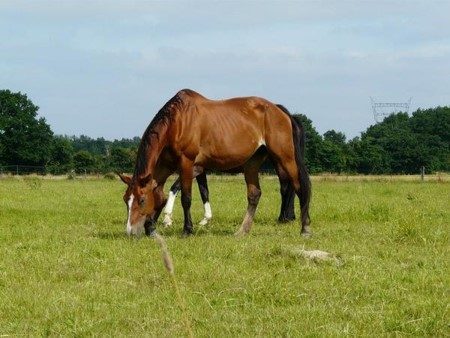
[[163, 104, 299, 227], [119, 89, 311, 237]]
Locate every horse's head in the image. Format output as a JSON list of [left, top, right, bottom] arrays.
[[118, 173, 167, 236]]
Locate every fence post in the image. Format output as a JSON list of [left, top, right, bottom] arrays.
[[420, 166, 425, 181]]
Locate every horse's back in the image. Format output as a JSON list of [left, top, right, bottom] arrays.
[[167, 91, 293, 169], [172, 89, 294, 146], [175, 89, 289, 121]]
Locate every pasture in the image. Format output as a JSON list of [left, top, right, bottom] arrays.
[[0, 175, 448, 336]]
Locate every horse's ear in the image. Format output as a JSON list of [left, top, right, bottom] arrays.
[[139, 173, 152, 187], [117, 173, 132, 185]]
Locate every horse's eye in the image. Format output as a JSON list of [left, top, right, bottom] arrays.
[[139, 197, 145, 206]]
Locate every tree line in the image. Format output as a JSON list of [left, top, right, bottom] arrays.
[[0, 89, 448, 175]]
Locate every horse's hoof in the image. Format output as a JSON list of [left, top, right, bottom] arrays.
[[278, 215, 296, 223], [162, 214, 173, 227], [199, 217, 211, 226], [181, 231, 193, 238], [234, 229, 248, 237], [301, 228, 312, 238]]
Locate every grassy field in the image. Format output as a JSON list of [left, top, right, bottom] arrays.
[[0, 176, 448, 336]]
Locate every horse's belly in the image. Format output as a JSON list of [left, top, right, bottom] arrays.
[[196, 142, 261, 170]]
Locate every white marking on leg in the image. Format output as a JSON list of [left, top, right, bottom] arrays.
[[163, 191, 176, 227], [163, 214, 173, 227], [126, 194, 134, 235], [204, 202, 212, 219], [199, 202, 212, 226], [164, 191, 177, 215]]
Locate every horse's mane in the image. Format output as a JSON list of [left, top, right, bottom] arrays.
[[133, 91, 188, 178]]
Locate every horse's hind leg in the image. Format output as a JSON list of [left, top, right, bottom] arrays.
[[275, 163, 296, 222], [267, 144, 311, 236], [196, 172, 212, 226], [276, 159, 311, 236], [235, 166, 261, 236]]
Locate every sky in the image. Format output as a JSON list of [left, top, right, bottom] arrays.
[[1, 0, 449, 140]]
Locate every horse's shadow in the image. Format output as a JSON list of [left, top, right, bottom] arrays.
[[93, 214, 294, 240], [92, 222, 237, 240], [159, 225, 235, 238]]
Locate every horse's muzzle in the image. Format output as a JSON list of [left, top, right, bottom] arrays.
[[126, 217, 146, 237]]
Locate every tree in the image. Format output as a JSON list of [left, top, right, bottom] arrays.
[[409, 107, 450, 172], [73, 150, 95, 173], [0, 90, 53, 166], [351, 137, 391, 174], [60, 135, 140, 174], [47, 136, 74, 174], [111, 137, 140, 149], [321, 130, 347, 173], [355, 110, 450, 174], [365, 113, 411, 173], [323, 130, 346, 145], [71, 135, 109, 155], [108, 147, 135, 173]]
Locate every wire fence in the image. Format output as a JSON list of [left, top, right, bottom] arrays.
[[0, 164, 277, 177], [0, 165, 96, 178], [1, 165, 47, 175], [0, 164, 446, 182]]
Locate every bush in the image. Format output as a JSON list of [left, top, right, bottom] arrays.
[[104, 172, 116, 180]]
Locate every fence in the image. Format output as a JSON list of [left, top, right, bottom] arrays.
[[0, 164, 446, 182], [0, 165, 90, 177], [0, 165, 47, 175], [0, 164, 277, 177]]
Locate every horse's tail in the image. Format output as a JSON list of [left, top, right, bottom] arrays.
[[276, 104, 311, 227]]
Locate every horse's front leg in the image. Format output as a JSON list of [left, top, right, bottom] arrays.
[[180, 157, 194, 236]]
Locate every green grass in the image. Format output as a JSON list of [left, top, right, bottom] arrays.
[[0, 176, 448, 336]]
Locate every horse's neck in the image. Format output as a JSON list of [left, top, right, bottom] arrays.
[[139, 127, 168, 178]]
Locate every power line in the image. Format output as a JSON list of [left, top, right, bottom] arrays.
[[370, 97, 412, 123]]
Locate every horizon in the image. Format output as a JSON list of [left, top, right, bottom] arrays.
[[49, 103, 447, 142], [1, 1, 449, 140]]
